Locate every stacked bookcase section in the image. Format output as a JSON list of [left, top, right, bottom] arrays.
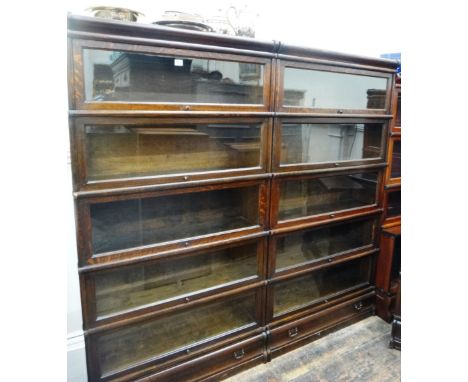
[[68, 15, 398, 381]]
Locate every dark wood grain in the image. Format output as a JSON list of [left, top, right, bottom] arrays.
[[68, 13, 398, 382]]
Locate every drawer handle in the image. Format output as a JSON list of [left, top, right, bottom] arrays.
[[233, 349, 245, 360], [354, 301, 363, 311], [288, 327, 299, 338]]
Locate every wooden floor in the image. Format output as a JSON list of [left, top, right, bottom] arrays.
[[224, 316, 401, 382]]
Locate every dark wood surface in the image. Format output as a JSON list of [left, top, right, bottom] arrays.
[[68, 14, 399, 381], [389, 277, 401, 350], [376, 76, 401, 323]]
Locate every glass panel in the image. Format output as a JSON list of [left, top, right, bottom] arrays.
[[98, 293, 256, 376], [83, 49, 264, 104], [391, 236, 401, 281], [273, 257, 371, 315], [85, 123, 262, 182], [387, 191, 401, 218], [93, 242, 259, 318], [278, 172, 378, 221], [275, 219, 376, 270], [390, 140, 401, 178], [283, 67, 388, 109], [91, 186, 259, 254], [396, 93, 401, 127], [280, 123, 383, 165]]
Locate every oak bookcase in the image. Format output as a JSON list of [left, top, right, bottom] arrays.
[[68, 14, 399, 381]]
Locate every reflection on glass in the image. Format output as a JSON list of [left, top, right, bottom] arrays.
[[90, 186, 259, 254], [391, 141, 401, 178], [278, 172, 378, 221], [98, 293, 256, 376], [93, 242, 259, 318], [283, 67, 388, 110], [275, 219, 376, 270], [83, 49, 264, 104], [85, 123, 262, 181], [387, 191, 401, 218], [280, 123, 383, 165], [273, 257, 371, 315]]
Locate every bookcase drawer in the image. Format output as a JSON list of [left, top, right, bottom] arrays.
[[141, 334, 266, 382], [269, 294, 374, 355]]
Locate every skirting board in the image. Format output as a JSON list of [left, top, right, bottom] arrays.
[[68, 331, 87, 382]]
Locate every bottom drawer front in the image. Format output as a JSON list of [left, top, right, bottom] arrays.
[[269, 295, 374, 351], [141, 334, 266, 382]]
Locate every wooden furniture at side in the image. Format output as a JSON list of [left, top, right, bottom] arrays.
[[389, 273, 401, 350], [68, 14, 399, 382], [375, 74, 401, 322], [375, 226, 401, 322]]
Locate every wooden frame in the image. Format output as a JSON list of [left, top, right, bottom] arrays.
[[80, 236, 268, 329], [264, 252, 376, 324], [269, 167, 384, 230], [382, 186, 401, 228], [375, 225, 400, 321], [391, 84, 401, 133], [71, 39, 273, 112], [385, 135, 401, 186], [75, 178, 270, 266], [70, 116, 273, 192], [267, 213, 381, 279], [85, 286, 266, 382], [276, 60, 393, 115], [267, 290, 375, 358], [68, 14, 399, 382], [272, 117, 389, 173]]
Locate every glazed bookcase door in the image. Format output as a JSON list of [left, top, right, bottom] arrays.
[[76, 179, 269, 265], [270, 255, 373, 319], [81, 237, 267, 328], [392, 84, 401, 133], [270, 216, 379, 277], [72, 39, 273, 112], [277, 61, 393, 115], [272, 118, 388, 172], [382, 187, 401, 227], [71, 117, 272, 191], [386, 136, 401, 185], [270, 169, 383, 229], [86, 288, 264, 381]]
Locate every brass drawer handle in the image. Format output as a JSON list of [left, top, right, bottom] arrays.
[[233, 349, 245, 360], [354, 301, 363, 311], [288, 327, 299, 338]]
